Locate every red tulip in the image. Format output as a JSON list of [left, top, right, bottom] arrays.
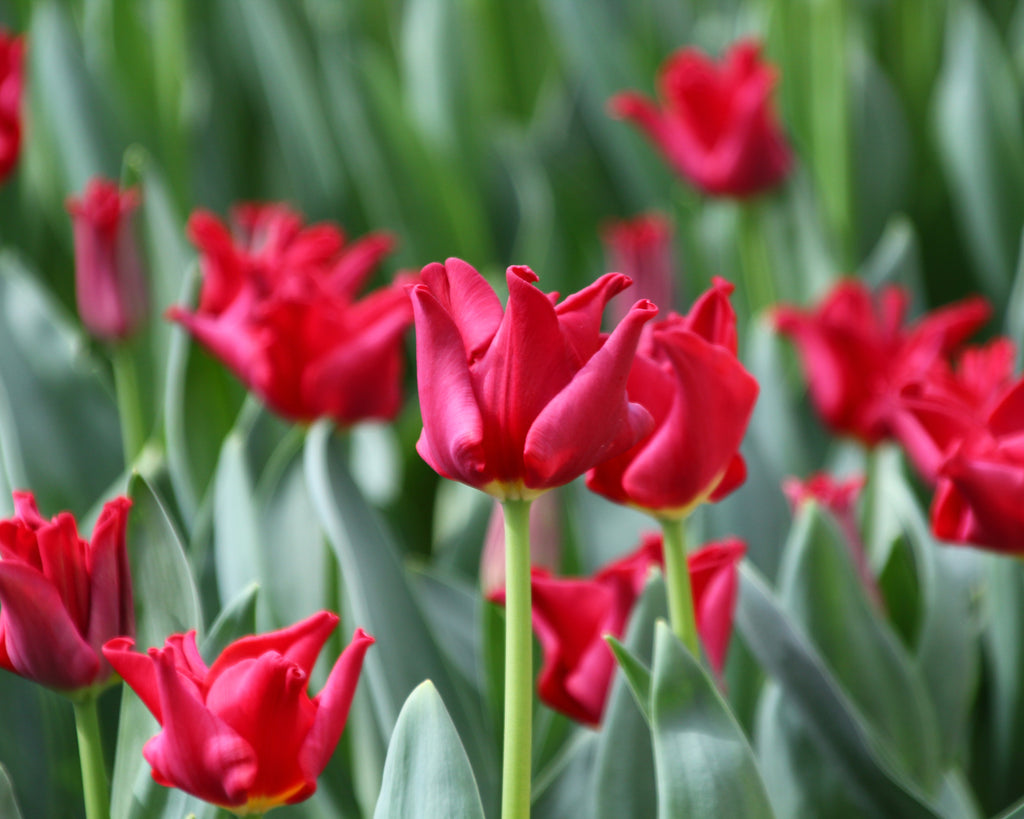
[[610, 39, 791, 197], [168, 203, 413, 426], [601, 213, 676, 327], [410, 258, 657, 500], [0, 29, 24, 184], [928, 378, 1024, 553], [892, 338, 1016, 483], [103, 613, 373, 813], [772, 280, 991, 445], [0, 492, 133, 692], [490, 534, 744, 725], [66, 178, 148, 340], [587, 278, 758, 518]]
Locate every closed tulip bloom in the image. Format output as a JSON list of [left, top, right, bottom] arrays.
[[103, 613, 374, 815], [410, 258, 658, 500], [66, 178, 148, 340], [610, 39, 791, 197], [0, 29, 24, 184], [168, 203, 412, 426], [490, 534, 744, 725], [587, 278, 758, 519], [772, 280, 991, 445], [0, 492, 133, 693]]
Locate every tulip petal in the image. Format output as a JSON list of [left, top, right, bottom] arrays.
[[688, 539, 744, 675], [934, 452, 1024, 552], [207, 611, 339, 687], [300, 628, 375, 781], [103, 637, 163, 721], [420, 258, 503, 359], [85, 497, 133, 657], [0, 561, 99, 690], [144, 648, 258, 808], [327, 232, 396, 300], [554, 272, 632, 365], [410, 285, 489, 486], [525, 300, 657, 488], [36, 513, 90, 634]]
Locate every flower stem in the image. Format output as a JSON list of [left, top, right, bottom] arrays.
[[112, 344, 146, 469], [738, 200, 775, 315], [73, 696, 110, 819], [661, 517, 700, 656], [501, 497, 534, 819]]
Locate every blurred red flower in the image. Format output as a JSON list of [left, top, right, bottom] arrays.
[[772, 279, 990, 445], [610, 39, 791, 197], [490, 534, 744, 725], [169, 203, 413, 426], [0, 29, 24, 184], [587, 278, 758, 519], [410, 258, 657, 499], [601, 213, 676, 327], [66, 178, 148, 340], [104, 613, 373, 813], [0, 492, 133, 692]]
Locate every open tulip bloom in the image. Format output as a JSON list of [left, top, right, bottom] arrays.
[[103, 612, 373, 816]]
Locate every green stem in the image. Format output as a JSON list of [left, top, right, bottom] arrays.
[[661, 517, 700, 656], [112, 344, 146, 469], [737, 200, 776, 314], [73, 697, 110, 819], [501, 497, 534, 819]]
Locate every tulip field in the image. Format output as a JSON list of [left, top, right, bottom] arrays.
[[5, 0, 1024, 817]]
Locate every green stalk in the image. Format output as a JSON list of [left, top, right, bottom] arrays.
[[112, 344, 146, 469], [660, 517, 700, 656], [737, 199, 776, 314], [501, 497, 534, 819], [73, 697, 110, 819]]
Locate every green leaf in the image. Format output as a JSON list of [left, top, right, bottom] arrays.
[[109, 474, 203, 819], [373, 682, 485, 819], [736, 563, 943, 818], [531, 733, 598, 819], [0, 763, 22, 819], [606, 637, 653, 725], [778, 504, 943, 789], [650, 622, 775, 819], [213, 431, 265, 607], [303, 421, 498, 812], [200, 582, 259, 664], [0, 253, 123, 516], [592, 575, 667, 819], [932, 0, 1024, 299]]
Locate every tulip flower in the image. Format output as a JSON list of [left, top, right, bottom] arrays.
[[601, 213, 676, 327], [587, 278, 758, 519], [169, 202, 413, 426], [66, 178, 148, 341], [610, 39, 791, 198], [103, 613, 373, 815], [926, 378, 1024, 553], [0, 492, 133, 693], [772, 279, 991, 445], [0, 29, 24, 184], [892, 337, 1016, 483], [490, 534, 744, 725], [410, 258, 657, 500]]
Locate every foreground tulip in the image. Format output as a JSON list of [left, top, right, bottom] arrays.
[[169, 203, 412, 426], [610, 39, 791, 197], [587, 277, 758, 518], [0, 29, 24, 184], [411, 258, 657, 500], [104, 613, 373, 815], [490, 534, 744, 725], [66, 178, 148, 341], [0, 492, 133, 693], [772, 279, 991, 445], [601, 213, 676, 327]]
